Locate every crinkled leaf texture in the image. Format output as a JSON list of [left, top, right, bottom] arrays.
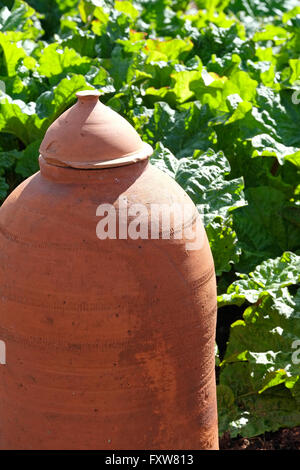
[[151, 143, 246, 275], [218, 252, 300, 437]]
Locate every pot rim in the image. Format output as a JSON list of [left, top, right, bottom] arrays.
[[40, 142, 153, 170]]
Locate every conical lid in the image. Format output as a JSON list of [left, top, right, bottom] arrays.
[[39, 90, 153, 169]]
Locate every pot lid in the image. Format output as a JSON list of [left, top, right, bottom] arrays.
[[39, 90, 153, 169]]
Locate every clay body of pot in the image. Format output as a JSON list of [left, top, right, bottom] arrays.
[[0, 92, 218, 450]]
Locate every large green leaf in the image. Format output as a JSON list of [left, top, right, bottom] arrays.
[[0, 94, 45, 144], [233, 187, 300, 271], [140, 101, 215, 156], [218, 362, 300, 437], [218, 251, 300, 306], [218, 255, 300, 437], [0, 31, 26, 76], [38, 44, 94, 84], [151, 143, 246, 224], [36, 74, 94, 123], [0, 0, 43, 39], [151, 144, 246, 274]]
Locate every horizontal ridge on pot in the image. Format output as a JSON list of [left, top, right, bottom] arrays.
[[0, 91, 218, 450]]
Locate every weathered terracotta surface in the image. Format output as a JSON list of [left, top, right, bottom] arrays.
[[39, 90, 152, 169], [0, 92, 218, 450]]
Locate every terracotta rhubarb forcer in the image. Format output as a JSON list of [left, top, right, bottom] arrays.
[[0, 90, 218, 450]]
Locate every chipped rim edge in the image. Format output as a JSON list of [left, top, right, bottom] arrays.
[[40, 142, 153, 169]]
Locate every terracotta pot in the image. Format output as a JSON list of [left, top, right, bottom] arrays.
[[0, 91, 218, 450]]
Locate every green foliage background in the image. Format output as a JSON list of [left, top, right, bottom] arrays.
[[0, 0, 299, 438]]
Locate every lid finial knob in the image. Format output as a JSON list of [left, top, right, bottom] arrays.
[[76, 89, 101, 103]]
